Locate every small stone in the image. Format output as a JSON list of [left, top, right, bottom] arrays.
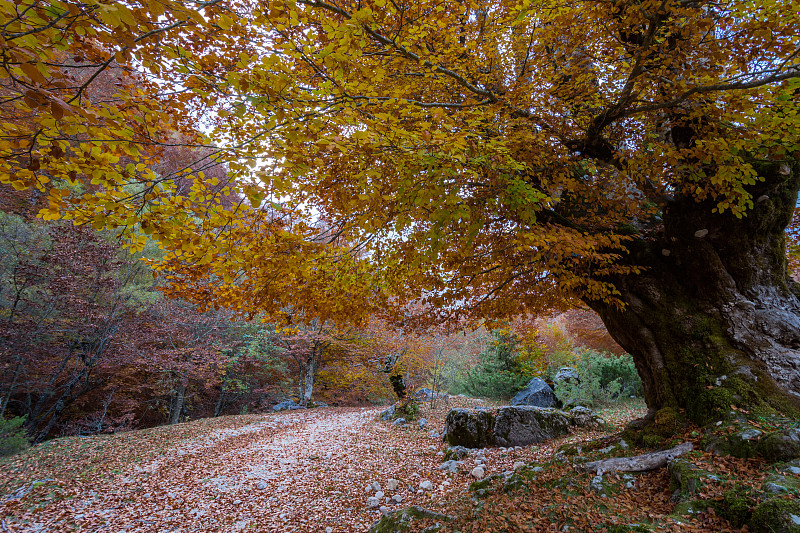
[[429, 431, 440, 438], [618, 439, 629, 449], [233, 500, 242, 505], [392, 494, 403, 504], [379, 505, 390, 513], [513, 461, 526, 470], [326, 528, 333, 533], [385, 478, 399, 491], [366, 497, 380, 508], [419, 480, 433, 491], [471, 466, 486, 479], [439, 460, 460, 473], [790, 514, 800, 526], [418, 418, 428, 429], [662, 249, 671, 256], [764, 482, 788, 494], [694, 229, 709, 238], [371, 481, 382, 492], [375, 491, 384, 499], [531, 466, 544, 473], [256, 481, 267, 490], [436, 451, 445, 456], [787, 466, 800, 475]]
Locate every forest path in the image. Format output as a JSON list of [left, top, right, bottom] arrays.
[[3, 406, 460, 532], [1, 399, 619, 532]]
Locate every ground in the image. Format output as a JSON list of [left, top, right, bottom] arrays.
[[1, 398, 796, 532]]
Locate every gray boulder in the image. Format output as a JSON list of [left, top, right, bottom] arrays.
[[493, 406, 572, 447], [570, 406, 601, 428], [392, 417, 406, 426], [379, 404, 396, 421], [272, 400, 302, 411], [415, 388, 434, 399], [510, 378, 557, 408], [418, 418, 427, 429], [554, 367, 580, 383], [442, 406, 585, 448], [443, 408, 495, 448]]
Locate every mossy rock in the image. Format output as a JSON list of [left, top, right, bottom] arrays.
[[368, 506, 453, 533], [442, 445, 470, 461], [702, 427, 762, 459], [668, 458, 710, 500], [469, 474, 503, 499], [672, 500, 708, 517], [750, 498, 800, 533], [603, 524, 653, 533], [715, 485, 756, 528], [623, 408, 685, 448], [756, 429, 800, 463]]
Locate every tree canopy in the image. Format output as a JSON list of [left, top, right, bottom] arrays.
[[3, 0, 800, 419]]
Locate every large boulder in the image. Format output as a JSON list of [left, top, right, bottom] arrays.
[[380, 404, 396, 421], [443, 405, 596, 448], [493, 406, 572, 447], [510, 378, 557, 407], [272, 400, 302, 411], [554, 367, 581, 383], [443, 408, 495, 448]]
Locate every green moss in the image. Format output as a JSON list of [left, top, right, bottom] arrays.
[[604, 523, 653, 533], [714, 486, 755, 528], [750, 498, 800, 533], [672, 500, 707, 517], [757, 430, 800, 463], [668, 459, 702, 498], [368, 506, 453, 533]]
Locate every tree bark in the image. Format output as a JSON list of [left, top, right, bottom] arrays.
[[588, 159, 800, 424], [170, 379, 187, 425], [299, 352, 317, 407]]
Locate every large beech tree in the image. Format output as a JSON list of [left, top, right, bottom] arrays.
[[2, 0, 800, 423]]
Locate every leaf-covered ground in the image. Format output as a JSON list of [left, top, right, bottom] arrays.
[[2, 397, 788, 532]]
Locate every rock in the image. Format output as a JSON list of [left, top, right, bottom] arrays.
[[326, 528, 333, 533], [418, 418, 428, 429], [415, 388, 435, 399], [443, 445, 470, 461], [764, 482, 788, 494], [380, 404, 396, 421], [371, 481, 382, 492], [570, 406, 601, 428], [428, 431, 439, 438], [756, 429, 800, 463], [750, 498, 800, 533], [513, 461, 526, 470], [419, 480, 433, 491], [392, 494, 403, 504], [510, 378, 557, 408], [438, 460, 460, 474], [375, 491, 385, 499], [787, 466, 800, 475], [379, 505, 390, 514], [272, 400, 301, 411], [368, 506, 454, 533], [367, 497, 380, 508], [392, 418, 406, 426], [385, 478, 399, 491], [256, 481, 267, 490], [554, 367, 580, 383], [471, 466, 486, 479], [493, 406, 572, 447], [442, 409, 495, 448]]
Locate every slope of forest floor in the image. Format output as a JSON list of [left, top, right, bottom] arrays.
[[1, 397, 789, 532]]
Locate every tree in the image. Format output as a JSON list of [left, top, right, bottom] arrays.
[[3, 0, 800, 425]]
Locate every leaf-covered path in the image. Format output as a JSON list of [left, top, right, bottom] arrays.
[[1, 400, 645, 532]]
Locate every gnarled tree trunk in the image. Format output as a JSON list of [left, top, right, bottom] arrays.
[[588, 159, 800, 424]]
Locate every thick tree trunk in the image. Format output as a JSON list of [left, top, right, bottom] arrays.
[[588, 159, 800, 425]]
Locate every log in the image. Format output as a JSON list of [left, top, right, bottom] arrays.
[[580, 442, 693, 474]]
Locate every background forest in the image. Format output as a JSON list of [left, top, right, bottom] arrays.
[[0, 176, 641, 449]]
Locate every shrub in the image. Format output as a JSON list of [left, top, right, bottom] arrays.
[[454, 330, 532, 400], [554, 350, 642, 408], [0, 416, 29, 457]]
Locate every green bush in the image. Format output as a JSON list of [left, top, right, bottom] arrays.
[[554, 350, 642, 408], [454, 330, 531, 400], [0, 416, 29, 457]]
